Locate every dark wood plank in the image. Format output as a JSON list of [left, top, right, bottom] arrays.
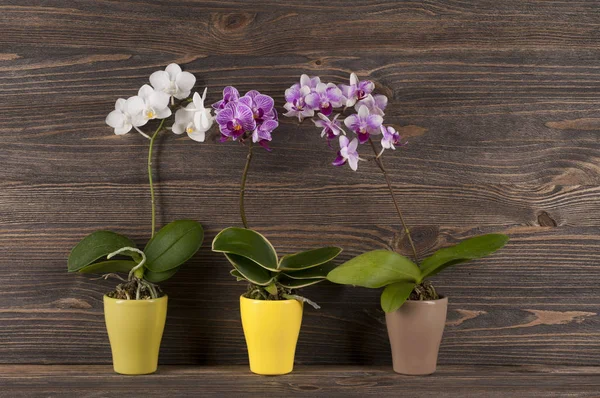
[[0, 0, 599, 367], [3, 49, 600, 185], [1, 365, 600, 398], [1, 226, 599, 365], [2, 182, 600, 228], [2, 0, 600, 55]]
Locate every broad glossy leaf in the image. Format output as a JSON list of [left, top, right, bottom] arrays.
[[283, 261, 338, 280], [225, 253, 275, 286], [68, 231, 137, 272], [212, 227, 278, 271], [277, 275, 327, 289], [420, 234, 509, 279], [380, 281, 416, 313], [230, 269, 245, 282], [144, 220, 204, 272], [327, 250, 420, 288], [144, 267, 180, 283], [77, 260, 137, 274], [278, 246, 342, 271]]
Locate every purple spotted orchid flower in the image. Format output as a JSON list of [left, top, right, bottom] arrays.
[[284, 84, 316, 121], [284, 72, 407, 172], [252, 119, 278, 151], [215, 101, 256, 141], [305, 83, 345, 116], [339, 73, 375, 107], [332, 136, 360, 171], [212, 86, 239, 111], [239, 90, 276, 123], [356, 94, 388, 116], [313, 113, 345, 144], [343, 105, 383, 144], [283, 74, 325, 121], [212, 87, 279, 230], [283, 84, 314, 121], [213, 86, 278, 150], [380, 125, 405, 151], [300, 73, 321, 90]]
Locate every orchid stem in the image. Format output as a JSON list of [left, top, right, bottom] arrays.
[[368, 138, 419, 266], [240, 140, 254, 229], [148, 119, 165, 238]]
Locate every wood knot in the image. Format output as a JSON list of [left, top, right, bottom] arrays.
[[537, 211, 557, 227], [545, 118, 600, 131], [522, 310, 596, 329], [213, 13, 255, 32], [295, 385, 320, 391], [55, 298, 92, 309], [314, 59, 322, 66], [396, 125, 428, 139], [446, 309, 487, 327]]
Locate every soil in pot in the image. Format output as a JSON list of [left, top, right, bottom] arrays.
[[106, 278, 164, 300]]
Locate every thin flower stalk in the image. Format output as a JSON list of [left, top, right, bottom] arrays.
[[368, 138, 419, 265], [212, 87, 279, 228], [283, 72, 417, 264], [240, 141, 254, 228], [148, 119, 165, 237]]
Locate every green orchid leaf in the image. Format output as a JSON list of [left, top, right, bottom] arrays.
[[212, 227, 278, 271], [282, 261, 338, 280], [144, 267, 180, 283], [264, 283, 278, 296], [144, 220, 204, 272], [68, 231, 137, 272], [225, 253, 275, 286], [277, 275, 327, 289], [327, 250, 420, 288], [380, 281, 416, 313], [278, 246, 342, 271], [420, 234, 509, 279], [230, 269, 246, 282], [77, 260, 137, 274]]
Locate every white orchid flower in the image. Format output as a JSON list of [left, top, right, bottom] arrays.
[[172, 89, 213, 142], [186, 88, 213, 129], [149, 63, 196, 101], [105, 96, 145, 136], [131, 84, 172, 128]]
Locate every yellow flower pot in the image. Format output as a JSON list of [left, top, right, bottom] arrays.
[[103, 295, 168, 375], [240, 296, 303, 375]]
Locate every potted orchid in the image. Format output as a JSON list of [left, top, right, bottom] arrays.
[[67, 64, 209, 375], [209, 87, 342, 375], [283, 73, 509, 375]]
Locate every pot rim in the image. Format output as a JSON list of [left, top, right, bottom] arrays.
[[239, 295, 299, 304], [103, 294, 168, 304]]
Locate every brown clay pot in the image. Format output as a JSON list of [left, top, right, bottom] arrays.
[[385, 296, 448, 375]]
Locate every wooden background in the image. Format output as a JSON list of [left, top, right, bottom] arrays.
[[1, 0, 599, 367]]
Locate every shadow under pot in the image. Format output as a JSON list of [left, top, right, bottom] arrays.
[[385, 296, 448, 375], [103, 295, 168, 375], [240, 296, 303, 375]]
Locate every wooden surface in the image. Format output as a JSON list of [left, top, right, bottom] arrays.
[[1, 0, 600, 367], [1, 365, 600, 397]]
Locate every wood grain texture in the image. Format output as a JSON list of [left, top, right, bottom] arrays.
[[0, 0, 599, 367], [1, 365, 600, 398], [2, 226, 600, 365]]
